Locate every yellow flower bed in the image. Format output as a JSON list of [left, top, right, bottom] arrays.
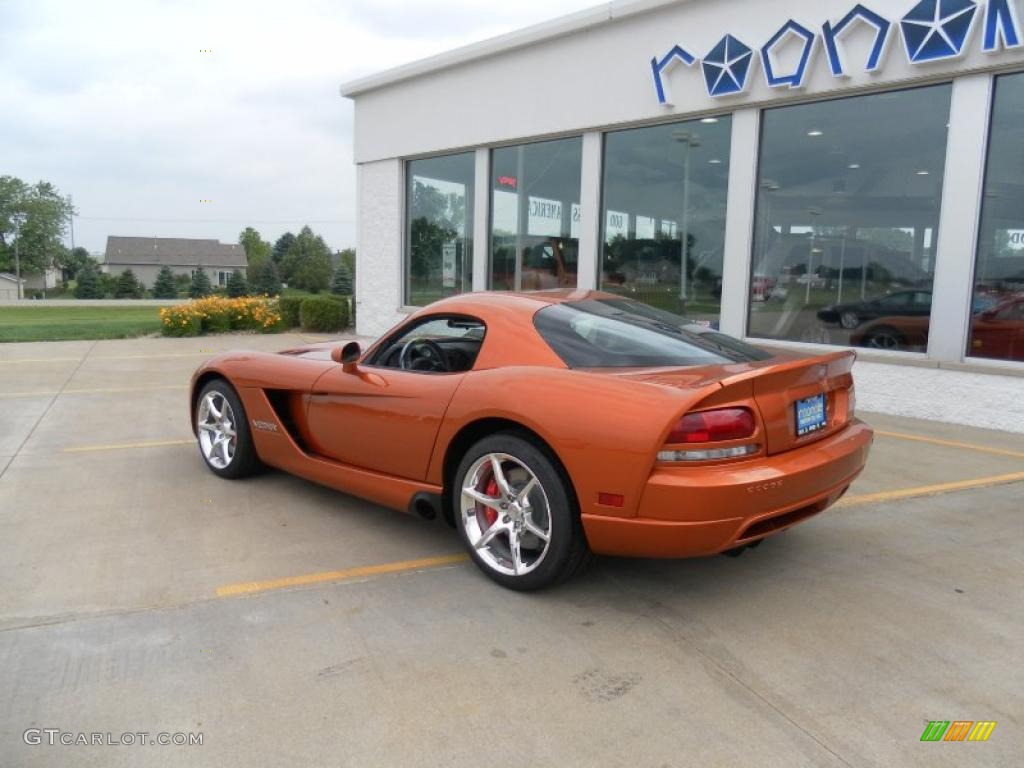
[[160, 296, 283, 337]]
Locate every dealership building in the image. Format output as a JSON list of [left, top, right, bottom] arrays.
[[341, 0, 1024, 427]]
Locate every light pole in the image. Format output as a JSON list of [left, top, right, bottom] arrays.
[[12, 212, 26, 300], [672, 130, 700, 311]]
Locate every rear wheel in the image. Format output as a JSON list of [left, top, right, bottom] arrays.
[[453, 433, 590, 590], [862, 326, 905, 350], [195, 379, 262, 479], [840, 311, 860, 329]]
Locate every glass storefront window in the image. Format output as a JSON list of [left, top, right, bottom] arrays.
[[600, 116, 731, 326], [405, 152, 474, 306], [970, 71, 1024, 363], [490, 137, 582, 291], [749, 85, 952, 351]]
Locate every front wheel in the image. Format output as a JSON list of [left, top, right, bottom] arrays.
[[453, 433, 590, 590], [195, 379, 263, 479]]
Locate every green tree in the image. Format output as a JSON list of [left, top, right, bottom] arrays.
[[152, 266, 178, 299], [331, 262, 353, 295], [226, 269, 249, 297], [59, 246, 93, 283], [337, 247, 355, 276], [115, 268, 144, 298], [251, 258, 282, 296], [272, 232, 295, 265], [0, 177, 73, 277], [74, 262, 104, 299], [283, 225, 332, 292], [239, 227, 272, 275], [189, 267, 212, 298]]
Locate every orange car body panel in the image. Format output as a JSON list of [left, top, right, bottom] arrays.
[[190, 290, 873, 557]]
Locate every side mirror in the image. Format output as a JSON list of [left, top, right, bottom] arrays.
[[331, 341, 362, 373]]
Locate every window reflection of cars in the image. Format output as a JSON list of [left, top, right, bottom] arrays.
[[817, 290, 933, 330], [848, 295, 1024, 357], [970, 296, 1024, 361], [520, 240, 577, 290]]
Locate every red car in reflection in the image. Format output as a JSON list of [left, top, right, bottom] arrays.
[[849, 296, 1024, 359]]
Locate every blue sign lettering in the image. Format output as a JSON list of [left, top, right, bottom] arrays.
[[983, 0, 1022, 50], [651, 45, 696, 106], [822, 4, 892, 76], [652, 0, 1020, 103], [761, 20, 817, 88]]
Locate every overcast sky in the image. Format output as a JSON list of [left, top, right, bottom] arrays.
[[1, 0, 599, 255]]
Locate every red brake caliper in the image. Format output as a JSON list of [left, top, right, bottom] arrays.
[[477, 475, 500, 528]]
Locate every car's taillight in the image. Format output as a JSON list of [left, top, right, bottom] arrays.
[[659, 407, 759, 462], [666, 408, 755, 443]]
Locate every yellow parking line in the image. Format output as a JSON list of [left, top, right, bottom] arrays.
[[0, 384, 188, 399], [0, 357, 82, 365], [64, 438, 194, 453], [838, 470, 1024, 507], [216, 554, 470, 597], [873, 429, 1024, 460], [211, 470, 1024, 599]]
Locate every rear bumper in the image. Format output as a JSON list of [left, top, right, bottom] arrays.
[[581, 419, 872, 558]]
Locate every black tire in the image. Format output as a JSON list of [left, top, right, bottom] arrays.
[[862, 326, 905, 350], [194, 379, 263, 479], [452, 433, 591, 591]]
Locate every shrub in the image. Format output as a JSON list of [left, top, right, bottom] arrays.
[[331, 262, 353, 295], [74, 264, 104, 299], [299, 296, 347, 332], [251, 259, 282, 296], [115, 268, 144, 298], [189, 267, 212, 298], [226, 269, 249, 298], [279, 296, 302, 328], [160, 296, 282, 336], [152, 266, 178, 299]]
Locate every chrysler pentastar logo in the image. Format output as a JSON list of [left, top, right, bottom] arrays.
[[901, 0, 979, 62], [702, 35, 754, 97]]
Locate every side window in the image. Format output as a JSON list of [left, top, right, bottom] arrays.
[[912, 292, 933, 308], [877, 293, 910, 309], [370, 315, 486, 373]]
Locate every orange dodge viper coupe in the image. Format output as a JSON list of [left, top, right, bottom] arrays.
[[190, 291, 872, 590]]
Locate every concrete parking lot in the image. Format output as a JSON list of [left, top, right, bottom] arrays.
[[1, 335, 1022, 767]]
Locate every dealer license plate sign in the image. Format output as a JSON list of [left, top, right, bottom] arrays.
[[795, 393, 827, 436]]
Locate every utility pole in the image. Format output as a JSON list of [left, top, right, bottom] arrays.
[[12, 213, 25, 300], [67, 195, 75, 291]]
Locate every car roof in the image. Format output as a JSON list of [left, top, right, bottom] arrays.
[[421, 289, 619, 315]]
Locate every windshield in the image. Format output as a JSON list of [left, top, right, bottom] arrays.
[[534, 298, 773, 368]]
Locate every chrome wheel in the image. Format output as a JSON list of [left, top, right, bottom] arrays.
[[460, 453, 552, 577], [840, 311, 860, 329], [197, 391, 237, 469]]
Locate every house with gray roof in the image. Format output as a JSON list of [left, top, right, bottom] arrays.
[[102, 236, 248, 288]]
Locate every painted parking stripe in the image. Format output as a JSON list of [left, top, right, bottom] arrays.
[[216, 554, 470, 597], [63, 438, 194, 453], [873, 429, 1024, 460], [838, 471, 1024, 507], [0, 384, 188, 399]]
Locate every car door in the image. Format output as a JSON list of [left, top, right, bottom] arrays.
[[303, 315, 483, 480]]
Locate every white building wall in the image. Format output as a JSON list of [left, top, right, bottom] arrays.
[[355, 158, 407, 338]]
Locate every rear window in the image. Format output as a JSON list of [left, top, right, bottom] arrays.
[[533, 298, 773, 368]]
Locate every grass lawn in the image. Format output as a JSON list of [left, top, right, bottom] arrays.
[[0, 306, 163, 343]]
